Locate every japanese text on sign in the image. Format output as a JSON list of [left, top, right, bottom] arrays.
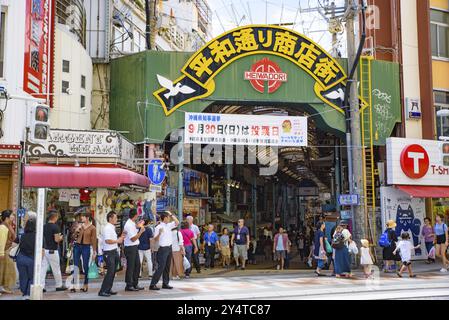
[[183, 26, 345, 89], [185, 113, 308, 147]]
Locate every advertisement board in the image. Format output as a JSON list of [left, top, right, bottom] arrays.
[[380, 187, 426, 260], [185, 112, 307, 147], [183, 168, 208, 198]]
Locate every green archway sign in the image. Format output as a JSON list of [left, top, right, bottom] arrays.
[[109, 25, 400, 143], [153, 25, 347, 117]]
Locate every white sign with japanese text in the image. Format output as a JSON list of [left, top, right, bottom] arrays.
[[185, 113, 308, 147]]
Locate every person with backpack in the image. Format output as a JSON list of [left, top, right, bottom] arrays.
[[381, 220, 400, 273], [332, 221, 352, 278], [434, 214, 448, 273]]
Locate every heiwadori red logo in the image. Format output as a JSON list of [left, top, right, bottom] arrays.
[[400, 144, 430, 179], [244, 58, 287, 93]]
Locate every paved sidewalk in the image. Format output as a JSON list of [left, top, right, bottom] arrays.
[[1, 259, 446, 300]]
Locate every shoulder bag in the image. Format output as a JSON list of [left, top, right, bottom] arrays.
[[8, 242, 20, 261]]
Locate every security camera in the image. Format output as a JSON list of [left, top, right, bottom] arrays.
[[65, 87, 72, 95]]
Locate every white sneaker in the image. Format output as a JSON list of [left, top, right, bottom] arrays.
[[440, 268, 447, 273]]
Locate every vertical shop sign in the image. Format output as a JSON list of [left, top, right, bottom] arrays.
[[23, 0, 55, 106]]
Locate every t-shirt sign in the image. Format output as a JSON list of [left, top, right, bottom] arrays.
[[43, 223, 60, 250], [234, 226, 249, 245]]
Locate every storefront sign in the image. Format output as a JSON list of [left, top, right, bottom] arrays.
[[185, 112, 307, 147], [58, 189, 71, 202], [153, 25, 346, 116], [244, 58, 287, 93], [149, 184, 162, 192], [184, 168, 208, 198], [298, 187, 318, 196], [156, 187, 176, 212], [387, 138, 449, 186], [23, 0, 55, 106], [340, 210, 352, 220], [166, 187, 176, 197], [69, 192, 80, 207], [26, 129, 136, 166], [380, 187, 426, 260], [0, 144, 21, 159], [338, 194, 359, 206]]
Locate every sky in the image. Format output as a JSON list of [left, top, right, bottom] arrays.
[[208, 0, 348, 55]]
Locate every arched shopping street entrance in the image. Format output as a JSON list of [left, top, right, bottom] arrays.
[[109, 25, 401, 269]]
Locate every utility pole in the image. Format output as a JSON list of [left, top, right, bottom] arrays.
[[330, 1, 339, 58], [145, 0, 157, 50], [30, 188, 46, 300], [345, 0, 365, 242], [177, 132, 184, 223], [145, 0, 152, 50]]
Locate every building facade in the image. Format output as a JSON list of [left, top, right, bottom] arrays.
[[368, 0, 449, 236], [431, 0, 449, 140], [85, 0, 212, 130]]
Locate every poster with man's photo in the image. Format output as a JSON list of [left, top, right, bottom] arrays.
[[380, 187, 426, 260]]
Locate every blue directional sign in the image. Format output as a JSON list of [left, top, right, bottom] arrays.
[[338, 194, 359, 206], [148, 159, 166, 185]]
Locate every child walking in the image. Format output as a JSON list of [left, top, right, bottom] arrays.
[[393, 232, 421, 278], [360, 239, 374, 278]]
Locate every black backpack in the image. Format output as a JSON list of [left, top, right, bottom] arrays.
[[331, 232, 345, 249]]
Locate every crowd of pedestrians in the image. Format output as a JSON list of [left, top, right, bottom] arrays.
[[1, 206, 449, 299]]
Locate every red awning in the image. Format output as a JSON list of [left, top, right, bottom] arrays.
[[397, 185, 449, 198], [23, 165, 149, 189]]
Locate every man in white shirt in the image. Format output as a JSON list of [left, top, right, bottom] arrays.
[[186, 215, 201, 273], [150, 211, 179, 290], [99, 211, 125, 297], [123, 209, 145, 291]]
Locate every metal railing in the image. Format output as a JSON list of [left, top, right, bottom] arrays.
[[56, 0, 87, 48]]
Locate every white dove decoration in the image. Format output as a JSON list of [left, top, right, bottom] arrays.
[[157, 74, 196, 99], [323, 88, 345, 101]]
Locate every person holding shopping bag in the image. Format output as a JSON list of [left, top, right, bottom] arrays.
[[314, 222, 327, 276]]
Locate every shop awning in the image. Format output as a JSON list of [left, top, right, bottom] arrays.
[[23, 165, 149, 189], [397, 185, 449, 198]]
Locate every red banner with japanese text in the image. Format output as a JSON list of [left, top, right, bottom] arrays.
[[23, 0, 55, 107]]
